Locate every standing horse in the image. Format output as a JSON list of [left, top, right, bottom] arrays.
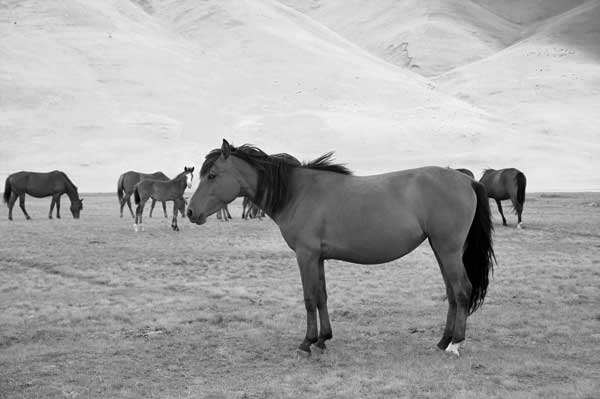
[[3, 171, 83, 220], [479, 168, 526, 228], [117, 171, 170, 218], [186, 140, 495, 357], [134, 167, 194, 231], [216, 205, 232, 221]]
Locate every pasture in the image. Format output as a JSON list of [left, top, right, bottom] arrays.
[[1, 193, 599, 398]]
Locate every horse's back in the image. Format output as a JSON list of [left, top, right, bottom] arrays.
[[7, 171, 68, 197], [480, 168, 524, 200]]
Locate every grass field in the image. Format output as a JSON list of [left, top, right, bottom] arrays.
[[1, 193, 599, 398]]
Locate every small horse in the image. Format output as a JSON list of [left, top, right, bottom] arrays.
[[456, 168, 474, 179], [479, 168, 526, 228], [117, 171, 170, 218], [3, 171, 83, 220], [242, 196, 264, 219], [186, 140, 495, 357], [133, 167, 194, 231], [216, 205, 232, 221]]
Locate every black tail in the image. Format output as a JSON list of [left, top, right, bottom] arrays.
[[117, 174, 125, 203], [134, 186, 140, 205], [3, 177, 11, 205], [463, 181, 496, 315], [513, 172, 526, 214]]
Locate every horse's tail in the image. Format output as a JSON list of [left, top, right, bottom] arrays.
[[514, 172, 526, 214], [463, 181, 496, 315], [134, 185, 141, 205], [3, 177, 11, 204], [117, 174, 125, 203]]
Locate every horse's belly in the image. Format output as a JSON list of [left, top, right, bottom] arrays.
[[322, 220, 426, 265]]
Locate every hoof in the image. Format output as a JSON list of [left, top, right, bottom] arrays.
[[312, 345, 326, 356], [48, 216, 52, 219], [437, 336, 452, 351], [296, 348, 311, 359], [133, 224, 139, 232], [26, 216, 31, 220], [517, 223, 523, 229], [445, 342, 463, 357]]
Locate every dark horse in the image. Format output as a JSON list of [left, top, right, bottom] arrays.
[[456, 168, 475, 179], [479, 168, 526, 228], [3, 171, 83, 220], [186, 140, 495, 357], [117, 171, 170, 218], [134, 167, 194, 231]]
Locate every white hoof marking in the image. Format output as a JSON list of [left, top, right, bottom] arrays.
[[445, 342, 462, 356], [134, 224, 138, 232], [517, 223, 523, 229]]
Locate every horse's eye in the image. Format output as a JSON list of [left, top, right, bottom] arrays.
[[207, 173, 216, 180]]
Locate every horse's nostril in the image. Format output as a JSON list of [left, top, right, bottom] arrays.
[[187, 209, 193, 218]]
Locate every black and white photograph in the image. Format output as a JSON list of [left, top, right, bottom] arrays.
[[1, 0, 599, 398]]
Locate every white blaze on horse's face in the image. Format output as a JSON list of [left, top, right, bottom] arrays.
[[186, 172, 193, 188]]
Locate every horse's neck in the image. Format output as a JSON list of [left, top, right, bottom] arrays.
[[65, 186, 79, 203]]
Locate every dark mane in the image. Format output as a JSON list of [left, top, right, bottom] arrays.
[[304, 152, 352, 175], [200, 144, 352, 214]]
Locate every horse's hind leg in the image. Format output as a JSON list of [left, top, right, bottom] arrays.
[[149, 199, 156, 218], [315, 258, 332, 351], [123, 195, 135, 218], [7, 192, 17, 220], [495, 199, 507, 226], [162, 201, 168, 218], [18, 194, 31, 220], [135, 200, 146, 232], [511, 197, 523, 229], [430, 240, 472, 356]]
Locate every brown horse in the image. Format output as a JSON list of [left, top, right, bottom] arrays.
[[3, 171, 83, 220], [479, 168, 526, 228], [134, 167, 194, 231], [186, 140, 495, 357], [117, 171, 170, 218]]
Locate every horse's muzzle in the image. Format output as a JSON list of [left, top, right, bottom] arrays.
[[187, 208, 206, 225]]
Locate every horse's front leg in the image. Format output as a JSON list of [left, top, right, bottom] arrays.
[[296, 249, 329, 354], [149, 198, 156, 218], [55, 195, 61, 218], [171, 202, 179, 231], [48, 197, 56, 219], [162, 201, 168, 218], [315, 258, 332, 351]]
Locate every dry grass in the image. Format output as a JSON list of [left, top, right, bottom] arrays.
[[1, 193, 599, 398]]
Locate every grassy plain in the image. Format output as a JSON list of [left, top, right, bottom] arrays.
[[1, 193, 599, 398]]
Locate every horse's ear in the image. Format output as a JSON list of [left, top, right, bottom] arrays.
[[190, 166, 195, 172], [221, 139, 231, 159]]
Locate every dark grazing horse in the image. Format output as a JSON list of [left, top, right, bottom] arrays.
[[3, 171, 83, 220], [186, 140, 495, 357], [479, 168, 526, 228], [456, 168, 475, 179], [117, 171, 170, 218], [133, 167, 194, 231]]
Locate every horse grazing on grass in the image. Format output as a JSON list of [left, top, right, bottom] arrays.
[[186, 140, 495, 357], [456, 168, 475, 179], [117, 171, 170, 218], [3, 171, 83, 220], [134, 167, 194, 231], [479, 168, 526, 228], [216, 205, 232, 221]]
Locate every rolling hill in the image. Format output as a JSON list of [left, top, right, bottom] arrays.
[[0, 0, 598, 192]]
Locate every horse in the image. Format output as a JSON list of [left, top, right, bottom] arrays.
[[186, 140, 495, 357], [479, 168, 526, 228], [3, 171, 83, 220], [216, 205, 232, 221], [242, 196, 264, 220], [456, 168, 475, 179], [133, 167, 194, 231], [117, 171, 170, 218], [241, 153, 300, 220]]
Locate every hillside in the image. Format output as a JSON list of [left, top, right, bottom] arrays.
[[0, 0, 598, 193], [437, 0, 600, 190], [277, 0, 522, 77]]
